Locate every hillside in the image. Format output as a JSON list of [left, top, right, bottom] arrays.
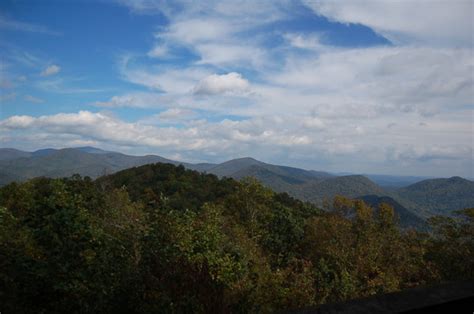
[[2, 162, 472, 313], [295, 175, 386, 206], [209, 157, 331, 178], [0, 148, 32, 161], [0, 148, 180, 185], [358, 195, 428, 230], [396, 176, 474, 217], [364, 174, 430, 188], [1, 147, 473, 221]]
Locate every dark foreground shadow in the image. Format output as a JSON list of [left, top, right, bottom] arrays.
[[284, 281, 474, 313]]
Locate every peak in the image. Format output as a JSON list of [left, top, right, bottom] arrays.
[[74, 147, 109, 154], [224, 157, 263, 164], [448, 176, 466, 182], [235, 157, 259, 162], [32, 148, 57, 157]]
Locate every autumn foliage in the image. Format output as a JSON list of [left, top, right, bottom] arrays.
[[0, 164, 472, 313]]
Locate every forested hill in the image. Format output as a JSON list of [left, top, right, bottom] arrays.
[[396, 177, 474, 217], [1, 147, 473, 221], [1, 162, 473, 313]]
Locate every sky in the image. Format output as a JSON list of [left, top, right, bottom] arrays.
[[0, 0, 473, 177]]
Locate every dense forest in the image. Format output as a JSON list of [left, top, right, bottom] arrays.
[[1, 163, 473, 313]]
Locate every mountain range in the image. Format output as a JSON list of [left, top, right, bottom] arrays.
[[1, 147, 473, 227]]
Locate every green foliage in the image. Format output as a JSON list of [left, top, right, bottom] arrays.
[[397, 177, 474, 217], [426, 208, 474, 280], [0, 163, 472, 313]]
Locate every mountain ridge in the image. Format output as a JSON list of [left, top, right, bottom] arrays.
[[1, 147, 472, 222]]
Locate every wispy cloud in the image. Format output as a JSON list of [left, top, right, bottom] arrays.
[[40, 64, 61, 77], [304, 0, 473, 47], [0, 92, 16, 102], [0, 16, 62, 36], [24, 95, 44, 103], [36, 78, 108, 94]]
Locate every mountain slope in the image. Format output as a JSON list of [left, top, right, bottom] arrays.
[[2, 147, 473, 221], [0, 148, 32, 161], [0, 148, 182, 185], [396, 176, 474, 217], [358, 195, 428, 230], [206, 157, 333, 195], [296, 175, 386, 206]]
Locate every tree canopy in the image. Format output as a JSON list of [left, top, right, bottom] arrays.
[[1, 163, 472, 313]]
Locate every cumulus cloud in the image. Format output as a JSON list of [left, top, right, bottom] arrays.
[[0, 111, 315, 155], [193, 72, 250, 95], [304, 0, 473, 46], [266, 46, 473, 117], [2, 109, 472, 177], [40, 64, 60, 76], [6, 1, 472, 177]]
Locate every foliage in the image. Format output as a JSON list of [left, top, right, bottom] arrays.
[[0, 163, 472, 313]]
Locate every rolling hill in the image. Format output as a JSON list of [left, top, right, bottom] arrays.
[[396, 176, 474, 217], [0, 147, 181, 185], [2, 147, 473, 223], [358, 195, 428, 230]]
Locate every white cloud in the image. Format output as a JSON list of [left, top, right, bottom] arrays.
[[40, 64, 60, 76], [193, 72, 250, 95], [119, 56, 211, 92], [265, 46, 473, 117], [133, 1, 284, 68], [0, 111, 315, 153], [147, 44, 169, 58], [139, 108, 198, 125], [95, 92, 167, 108], [195, 43, 265, 67], [1, 115, 35, 128], [1, 109, 472, 177], [162, 18, 234, 45], [302, 117, 325, 130], [304, 0, 473, 46], [283, 33, 325, 50], [156, 108, 196, 120], [6, 1, 471, 177]]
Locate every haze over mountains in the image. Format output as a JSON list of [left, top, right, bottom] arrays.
[[1, 147, 473, 227]]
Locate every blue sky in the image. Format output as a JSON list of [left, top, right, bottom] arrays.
[[0, 0, 473, 177]]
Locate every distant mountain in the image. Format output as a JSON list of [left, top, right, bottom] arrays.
[[358, 195, 428, 230], [31, 148, 57, 157], [207, 159, 388, 209], [207, 157, 332, 181], [207, 157, 265, 177], [364, 174, 430, 188], [204, 157, 334, 197], [0, 148, 31, 161], [75, 146, 112, 154], [0, 148, 182, 185], [1, 147, 473, 222], [295, 175, 386, 206], [396, 176, 474, 217]]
